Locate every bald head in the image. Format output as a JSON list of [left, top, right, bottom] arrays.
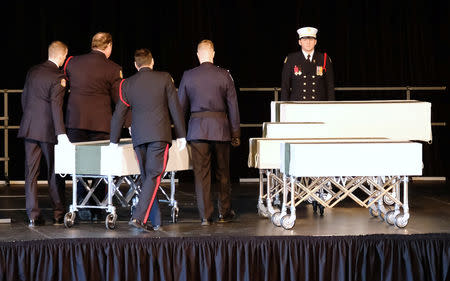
[[48, 41, 68, 67], [91, 32, 113, 58], [197, 39, 215, 64]]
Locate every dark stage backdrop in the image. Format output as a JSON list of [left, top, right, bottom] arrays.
[[0, 0, 449, 180]]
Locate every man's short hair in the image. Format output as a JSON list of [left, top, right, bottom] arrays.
[[91, 32, 112, 50], [197, 39, 214, 52], [134, 48, 153, 67], [48, 41, 67, 57]]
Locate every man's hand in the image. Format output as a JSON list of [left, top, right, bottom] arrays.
[[109, 142, 119, 149], [57, 134, 71, 145], [176, 138, 187, 151], [231, 137, 240, 147]]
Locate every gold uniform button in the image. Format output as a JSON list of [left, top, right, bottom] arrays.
[[312, 82, 316, 85], [303, 82, 306, 85], [303, 96, 306, 99], [303, 89, 306, 92], [303, 75, 307, 78], [312, 96, 316, 99], [312, 89, 315, 92], [312, 75, 315, 78]]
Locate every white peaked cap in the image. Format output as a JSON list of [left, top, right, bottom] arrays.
[[297, 27, 318, 38]]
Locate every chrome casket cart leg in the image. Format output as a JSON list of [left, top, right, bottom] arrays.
[[64, 173, 78, 228], [281, 176, 296, 230], [394, 176, 410, 228], [271, 174, 288, 227], [266, 170, 280, 217], [385, 178, 401, 225], [257, 169, 269, 217], [105, 174, 117, 230], [169, 171, 179, 223]]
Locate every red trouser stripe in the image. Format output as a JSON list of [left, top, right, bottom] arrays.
[[143, 143, 169, 224]]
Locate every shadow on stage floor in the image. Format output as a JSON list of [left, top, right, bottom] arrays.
[[0, 180, 449, 281]]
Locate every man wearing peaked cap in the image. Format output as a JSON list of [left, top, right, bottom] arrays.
[[281, 26, 335, 101]]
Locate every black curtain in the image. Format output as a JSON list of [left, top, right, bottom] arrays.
[[1, 234, 449, 281], [0, 0, 449, 179]]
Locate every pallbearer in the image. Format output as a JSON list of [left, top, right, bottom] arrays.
[[110, 49, 186, 231], [18, 41, 71, 227], [178, 40, 241, 226], [281, 27, 335, 101]]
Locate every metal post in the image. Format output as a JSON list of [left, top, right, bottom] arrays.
[[274, 89, 279, 101], [3, 90, 9, 185], [406, 86, 411, 100]]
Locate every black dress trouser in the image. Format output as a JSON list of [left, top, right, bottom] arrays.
[[133, 141, 170, 227], [24, 139, 65, 220], [189, 141, 232, 220]]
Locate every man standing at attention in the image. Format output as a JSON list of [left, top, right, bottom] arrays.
[[64, 32, 128, 220], [281, 27, 335, 101], [18, 41, 71, 227], [110, 49, 186, 231], [178, 40, 240, 226]]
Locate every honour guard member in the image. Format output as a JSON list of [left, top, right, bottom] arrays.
[[178, 40, 241, 226], [281, 27, 335, 101], [64, 32, 128, 220], [18, 41, 71, 227], [110, 49, 186, 231]]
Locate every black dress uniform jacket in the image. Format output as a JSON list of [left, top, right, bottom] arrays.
[[110, 67, 186, 146], [18, 60, 66, 142], [178, 62, 240, 141], [281, 51, 335, 101], [64, 50, 123, 133]]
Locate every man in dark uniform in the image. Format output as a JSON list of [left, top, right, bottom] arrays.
[[281, 27, 335, 101], [64, 32, 128, 220], [178, 40, 240, 226], [110, 49, 186, 231], [18, 41, 71, 227]]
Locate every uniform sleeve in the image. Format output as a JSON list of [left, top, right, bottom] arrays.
[[224, 72, 241, 138], [177, 72, 190, 117], [49, 75, 67, 135], [167, 74, 186, 139], [110, 80, 130, 143], [280, 56, 291, 101], [110, 66, 132, 127], [21, 70, 31, 111], [110, 65, 123, 104], [325, 55, 335, 101]]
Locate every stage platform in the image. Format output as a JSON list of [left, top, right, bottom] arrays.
[[0, 181, 449, 281]]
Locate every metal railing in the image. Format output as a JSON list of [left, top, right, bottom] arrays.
[[1, 86, 447, 183]]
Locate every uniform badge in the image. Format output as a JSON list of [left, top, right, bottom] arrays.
[[294, 65, 302, 76], [119, 70, 123, 79], [60, 78, 66, 87], [316, 66, 323, 76]]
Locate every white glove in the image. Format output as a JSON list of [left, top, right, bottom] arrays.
[[128, 127, 132, 137], [109, 142, 119, 149], [176, 138, 186, 151], [57, 134, 71, 145]]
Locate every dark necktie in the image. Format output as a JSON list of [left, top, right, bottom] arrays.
[[307, 54, 311, 62]]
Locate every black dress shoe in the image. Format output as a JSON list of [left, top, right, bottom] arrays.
[[28, 217, 45, 227], [218, 210, 236, 223], [53, 217, 64, 225], [128, 218, 152, 232], [152, 225, 162, 231], [201, 218, 212, 226]]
